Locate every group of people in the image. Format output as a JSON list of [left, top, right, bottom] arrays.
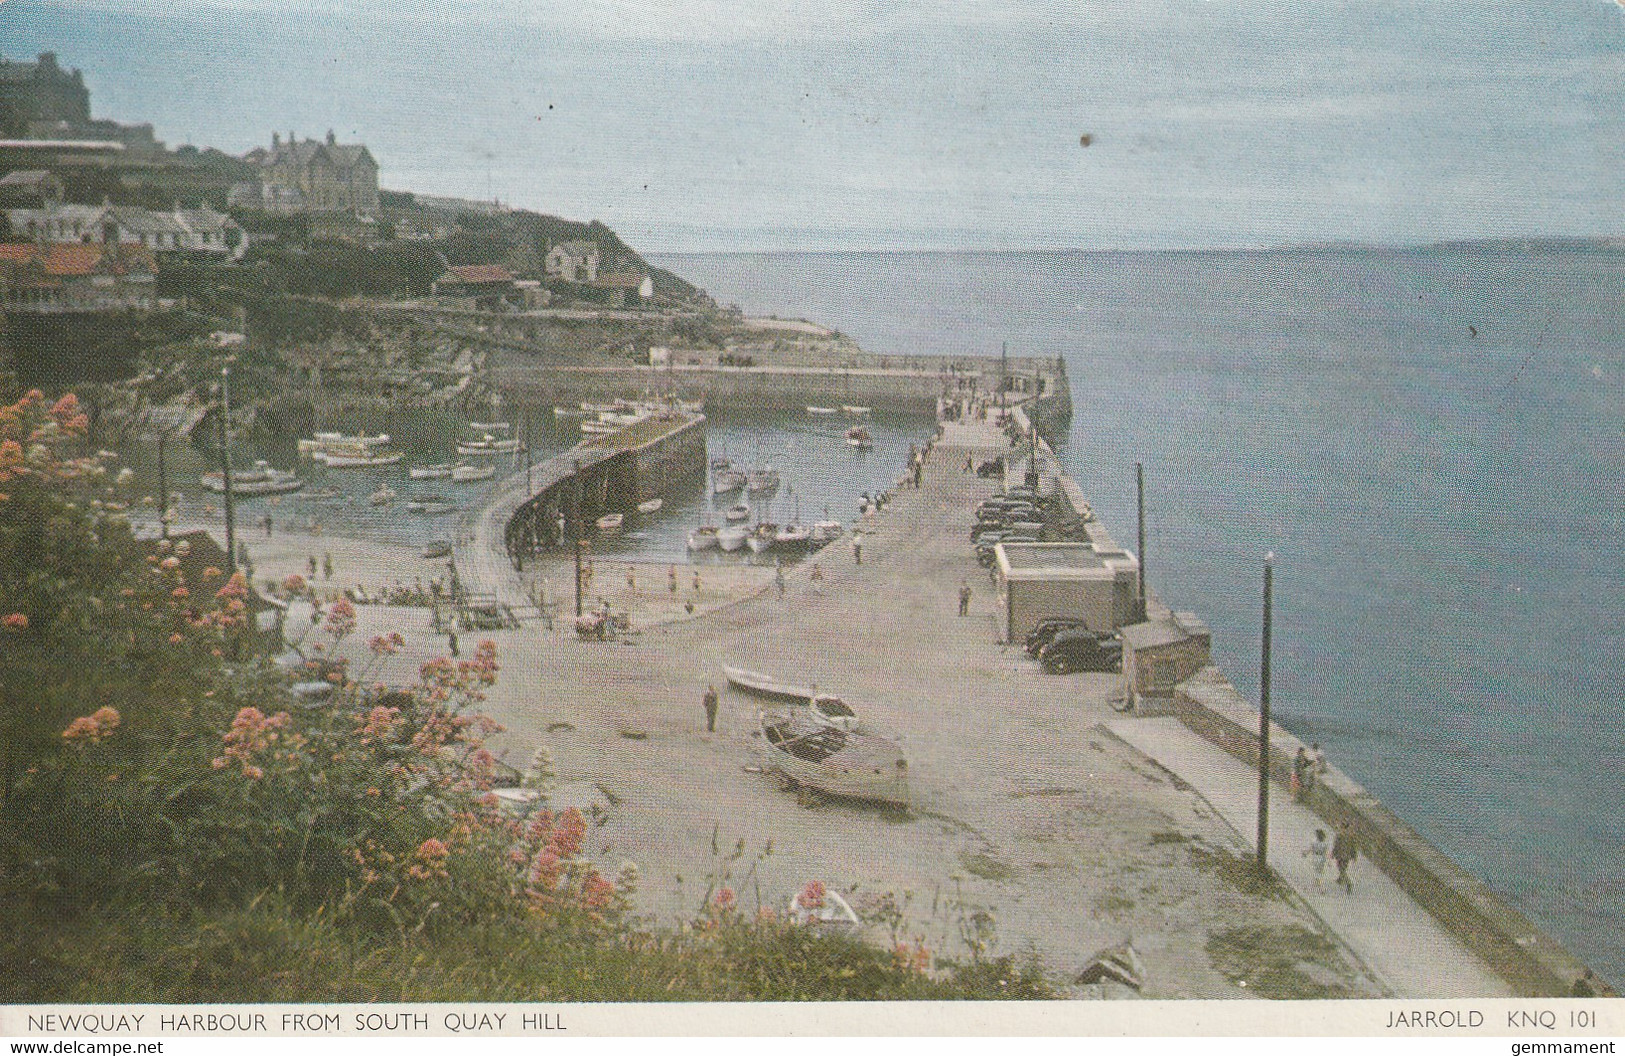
[[1290, 742, 1328, 802], [1305, 826, 1360, 895]]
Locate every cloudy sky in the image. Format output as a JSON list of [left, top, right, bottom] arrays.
[[5, 0, 1623, 249]]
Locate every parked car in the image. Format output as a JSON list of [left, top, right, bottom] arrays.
[[976, 458, 1005, 478], [1040, 630, 1123, 674], [1026, 618, 1089, 657]]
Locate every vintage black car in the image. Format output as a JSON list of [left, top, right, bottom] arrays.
[[1025, 618, 1089, 657], [1040, 630, 1124, 674]]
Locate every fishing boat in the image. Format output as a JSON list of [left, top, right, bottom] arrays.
[[469, 421, 511, 432], [713, 468, 748, 494], [553, 405, 587, 417], [320, 449, 404, 468], [409, 463, 453, 480], [200, 460, 304, 495], [580, 400, 620, 415], [775, 522, 813, 550], [368, 485, 397, 506], [636, 498, 664, 515], [406, 497, 458, 515], [580, 419, 620, 436], [687, 525, 720, 551], [723, 503, 751, 523], [810, 519, 845, 543], [806, 405, 838, 416], [841, 405, 872, 418], [746, 523, 779, 554], [457, 434, 522, 456], [595, 513, 624, 535], [756, 710, 907, 807], [746, 465, 780, 494], [845, 426, 873, 449], [788, 884, 861, 931], [298, 431, 390, 457], [451, 463, 495, 483], [717, 524, 750, 552], [304, 486, 343, 501], [724, 665, 860, 732]]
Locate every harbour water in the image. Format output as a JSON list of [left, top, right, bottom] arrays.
[[653, 245, 1625, 983]]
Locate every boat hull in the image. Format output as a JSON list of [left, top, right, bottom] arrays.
[[717, 527, 749, 551], [687, 528, 719, 551]]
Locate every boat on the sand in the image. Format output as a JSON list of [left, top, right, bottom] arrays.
[[725, 665, 861, 731], [688, 524, 719, 551], [717, 524, 750, 552], [724, 503, 751, 523], [756, 709, 906, 806]]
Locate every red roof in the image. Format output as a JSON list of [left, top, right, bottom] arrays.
[[0, 242, 157, 277], [442, 264, 513, 284]]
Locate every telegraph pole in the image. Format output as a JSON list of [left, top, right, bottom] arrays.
[[156, 432, 169, 540], [1256, 552, 1275, 872], [572, 459, 584, 617], [219, 365, 236, 574], [1136, 463, 1147, 620]]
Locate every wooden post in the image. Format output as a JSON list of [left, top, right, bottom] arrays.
[[1257, 552, 1275, 872]]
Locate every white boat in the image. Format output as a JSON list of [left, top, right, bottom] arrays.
[[746, 465, 780, 494], [673, 398, 704, 414], [687, 525, 719, 551], [451, 463, 495, 483], [553, 405, 587, 418], [746, 523, 778, 554], [596, 513, 624, 535], [407, 498, 458, 515], [757, 710, 907, 807], [717, 525, 750, 552], [457, 434, 522, 456], [580, 420, 620, 436], [789, 885, 861, 931], [724, 665, 861, 732], [713, 469, 748, 494], [316, 448, 404, 468], [845, 426, 873, 450], [579, 400, 620, 415], [469, 421, 511, 431], [200, 461, 303, 495], [775, 523, 813, 550], [724, 503, 751, 523], [298, 431, 390, 457], [842, 405, 872, 418], [636, 498, 664, 515], [409, 463, 453, 480], [810, 519, 845, 543], [806, 405, 838, 416], [368, 485, 396, 506]]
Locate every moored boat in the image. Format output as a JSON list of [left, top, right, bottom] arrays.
[[841, 405, 872, 418], [409, 463, 453, 480], [580, 419, 620, 436], [723, 503, 751, 523], [746, 465, 780, 494], [845, 426, 873, 449], [775, 523, 813, 550], [806, 405, 838, 416], [687, 525, 720, 551], [756, 709, 906, 807], [746, 523, 779, 554], [200, 461, 303, 495], [469, 421, 511, 431], [368, 485, 396, 506], [637, 498, 664, 515], [451, 463, 495, 483], [457, 434, 522, 456], [596, 513, 624, 535], [713, 468, 748, 494], [810, 519, 845, 543], [717, 525, 750, 552], [406, 498, 458, 515]]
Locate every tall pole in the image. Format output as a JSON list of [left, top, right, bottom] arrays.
[[1136, 462, 1147, 620], [1256, 552, 1275, 871], [157, 432, 169, 540], [1000, 341, 1008, 420], [572, 459, 584, 617], [219, 366, 236, 574]]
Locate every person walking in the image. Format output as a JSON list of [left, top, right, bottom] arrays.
[[1304, 829, 1331, 892], [775, 561, 786, 596], [852, 534, 863, 565], [692, 569, 702, 594], [668, 565, 678, 595], [448, 630, 459, 657], [810, 562, 824, 596], [958, 581, 972, 617], [1292, 747, 1311, 802], [702, 684, 719, 733], [1331, 827, 1358, 895], [308, 554, 318, 577], [625, 566, 637, 596]]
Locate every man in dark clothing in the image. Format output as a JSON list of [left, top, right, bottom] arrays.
[[448, 631, 459, 657], [1331, 827, 1357, 894], [958, 581, 972, 616], [702, 685, 719, 733]]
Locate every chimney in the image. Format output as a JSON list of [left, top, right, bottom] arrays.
[[326, 129, 336, 146], [272, 132, 280, 148]]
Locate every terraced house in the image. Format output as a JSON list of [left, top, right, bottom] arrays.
[[244, 129, 379, 214]]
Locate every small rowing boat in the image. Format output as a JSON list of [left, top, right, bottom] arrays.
[[596, 513, 624, 535], [725, 665, 861, 731], [806, 405, 838, 416], [451, 463, 495, 483], [409, 463, 453, 480], [637, 498, 664, 515]]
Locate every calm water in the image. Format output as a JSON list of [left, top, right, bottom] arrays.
[[653, 246, 1625, 983]]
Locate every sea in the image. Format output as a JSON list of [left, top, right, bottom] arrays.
[[650, 246, 1625, 985]]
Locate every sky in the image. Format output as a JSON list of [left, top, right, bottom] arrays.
[[3, 0, 1623, 250]]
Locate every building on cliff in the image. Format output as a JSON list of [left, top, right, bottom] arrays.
[[0, 53, 90, 137], [242, 130, 379, 214], [5, 201, 242, 256], [545, 240, 601, 282], [0, 240, 158, 311]]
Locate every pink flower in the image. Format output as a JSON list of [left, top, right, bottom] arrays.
[[713, 887, 737, 912], [416, 838, 449, 861], [799, 880, 826, 909], [2, 612, 26, 631]]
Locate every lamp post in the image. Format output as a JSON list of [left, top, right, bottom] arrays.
[[219, 365, 236, 574], [1136, 462, 1147, 621], [1256, 551, 1275, 872]]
